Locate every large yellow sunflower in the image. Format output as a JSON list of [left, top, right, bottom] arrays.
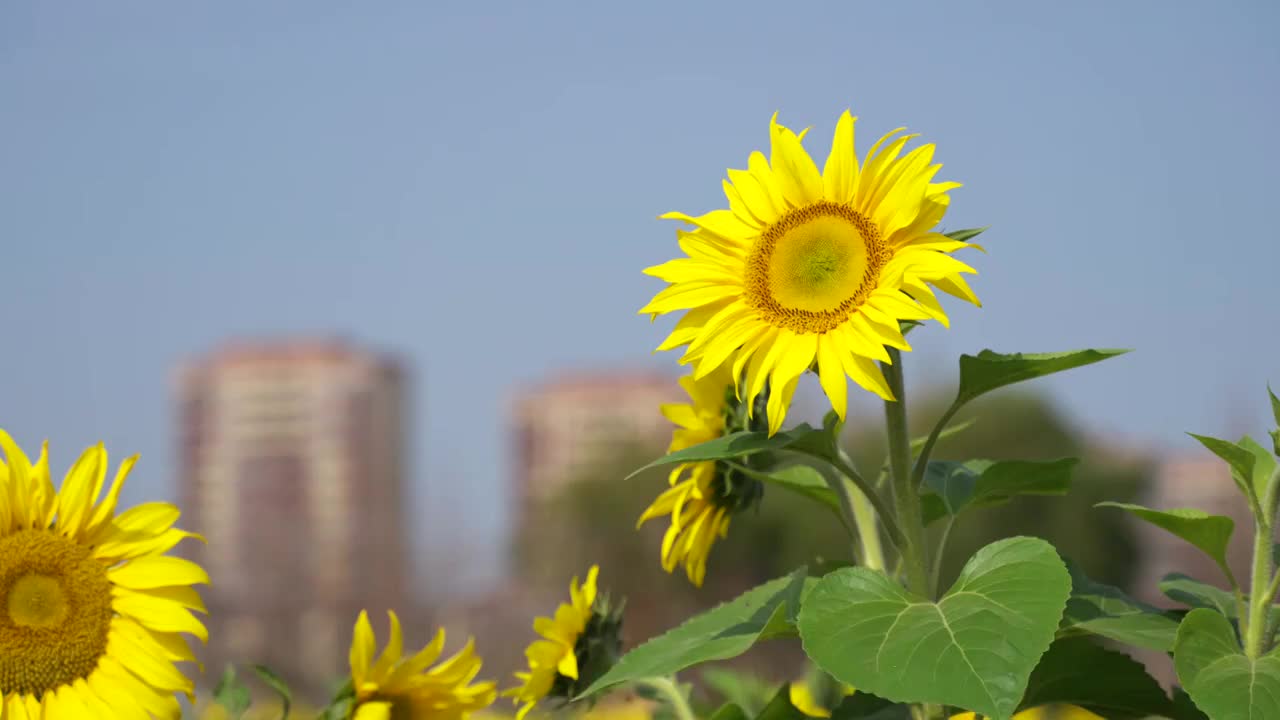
[[346, 610, 496, 720], [640, 111, 981, 434], [0, 430, 207, 718], [637, 366, 740, 587], [506, 566, 606, 720]]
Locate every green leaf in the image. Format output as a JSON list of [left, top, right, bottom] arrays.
[[1169, 687, 1210, 720], [320, 700, 353, 720], [755, 685, 806, 720], [1270, 384, 1280, 428], [1018, 637, 1172, 718], [1189, 433, 1261, 505], [1161, 573, 1239, 618], [920, 458, 1076, 525], [1097, 503, 1236, 581], [1239, 435, 1279, 509], [830, 694, 911, 720], [943, 227, 988, 244], [954, 349, 1129, 406], [1175, 608, 1280, 719], [627, 425, 819, 479], [910, 417, 976, 454], [251, 665, 292, 720], [799, 537, 1070, 720], [1060, 560, 1181, 652], [709, 704, 750, 720], [213, 665, 252, 719], [726, 462, 840, 514], [577, 569, 808, 698]]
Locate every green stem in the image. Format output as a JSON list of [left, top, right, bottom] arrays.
[[823, 452, 886, 571], [931, 517, 957, 594], [910, 401, 961, 492], [828, 451, 908, 554], [636, 677, 695, 720], [1245, 467, 1280, 658], [882, 348, 930, 598]]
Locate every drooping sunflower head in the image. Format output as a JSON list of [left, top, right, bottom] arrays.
[[505, 566, 623, 720], [637, 366, 766, 586], [341, 610, 496, 720], [641, 111, 982, 434], [0, 430, 207, 718]]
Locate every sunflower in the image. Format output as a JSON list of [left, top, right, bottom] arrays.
[[506, 566, 622, 720], [637, 365, 760, 587], [641, 111, 982, 434], [345, 610, 496, 720], [0, 430, 207, 718]]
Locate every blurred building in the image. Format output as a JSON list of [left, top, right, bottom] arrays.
[[509, 370, 680, 515], [175, 339, 409, 697]]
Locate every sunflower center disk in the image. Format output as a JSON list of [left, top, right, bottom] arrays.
[[0, 529, 113, 696], [746, 200, 888, 334]]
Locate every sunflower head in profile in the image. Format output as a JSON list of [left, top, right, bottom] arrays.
[[637, 365, 767, 586], [641, 111, 982, 434], [342, 610, 496, 720], [505, 566, 623, 720], [0, 430, 207, 718]]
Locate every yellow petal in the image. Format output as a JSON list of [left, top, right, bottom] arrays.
[[822, 110, 858, 204], [815, 334, 848, 420], [108, 556, 209, 589], [769, 113, 823, 207], [112, 588, 209, 643], [350, 610, 376, 685]]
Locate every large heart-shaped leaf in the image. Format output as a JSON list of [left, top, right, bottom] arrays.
[[920, 458, 1076, 525], [1059, 560, 1180, 652], [954, 349, 1129, 406], [577, 569, 807, 698], [830, 694, 910, 720], [1175, 608, 1280, 719], [1097, 503, 1236, 580], [798, 537, 1070, 720], [1018, 637, 1173, 718]]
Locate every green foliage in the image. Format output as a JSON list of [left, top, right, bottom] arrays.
[[213, 665, 252, 719], [708, 704, 751, 720], [1060, 560, 1181, 652], [1160, 573, 1239, 618], [701, 668, 776, 717], [1097, 502, 1237, 582], [829, 694, 911, 720], [578, 569, 808, 698], [798, 538, 1070, 720], [1019, 637, 1172, 718], [755, 685, 806, 720], [1174, 608, 1280, 719], [250, 665, 293, 720], [942, 227, 988, 243], [953, 349, 1130, 407], [725, 462, 840, 516], [919, 458, 1076, 525], [1189, 433, 1263, 507], [627, 425, 820, 478]]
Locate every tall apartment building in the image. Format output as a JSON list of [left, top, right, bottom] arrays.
[[509, 370, 682, 512], [175, 339, 409, 696]]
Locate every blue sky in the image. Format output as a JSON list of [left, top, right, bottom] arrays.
[[2, 1, 1278, 592]]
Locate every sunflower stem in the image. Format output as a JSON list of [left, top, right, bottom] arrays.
[[826, 451, 907, 556], [882, 348, 931, 599], [636, 677, 695, 720], [823, 454, 886, 571]]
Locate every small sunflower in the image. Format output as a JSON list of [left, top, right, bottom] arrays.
[[637, 366, 763, 586], [506, 566, 622, 720], [641, 111, 982, 434], [344, 610, 496, 720], [0, 430, 207, 718]]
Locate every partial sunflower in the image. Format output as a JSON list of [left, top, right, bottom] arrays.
[[505, 566, 622, 720], [640, 111, 982, 434], [637, 365, 764, 586], [343, 610, 496, 720], [0, 430, 207, 718]]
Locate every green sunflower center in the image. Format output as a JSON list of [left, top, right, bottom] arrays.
[[0, 529, 114, 696], [746, 200, 888, 333]]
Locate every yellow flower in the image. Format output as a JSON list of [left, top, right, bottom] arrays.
[[505, 566, 604, 720], [347, 610, 496, 720], [637, 366, 745, 587], [0, 430, 207, 718], [641, 111, 981, 434]]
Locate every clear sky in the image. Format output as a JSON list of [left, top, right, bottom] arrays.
[[2, 1, 1278, 593]]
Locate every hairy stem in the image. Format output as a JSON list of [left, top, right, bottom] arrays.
[[1244, 466, 1280, 658], [883, 348, 930, 598]]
